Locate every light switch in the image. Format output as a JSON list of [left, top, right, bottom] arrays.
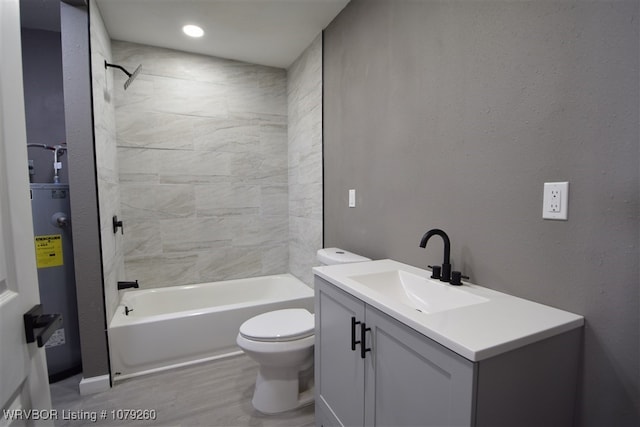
[[349, 189, 356, 208]]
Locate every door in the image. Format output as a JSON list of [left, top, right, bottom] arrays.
[[364, 306, 476, 427], [0, 0, 53, 423], [315, 277, 366, 427]]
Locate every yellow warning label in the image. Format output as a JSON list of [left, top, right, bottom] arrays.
[[35, 235, 63, 268]]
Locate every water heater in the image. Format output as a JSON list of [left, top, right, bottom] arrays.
[[30, 183, 82, 381]]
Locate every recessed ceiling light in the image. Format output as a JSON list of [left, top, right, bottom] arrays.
[[183, 24, 204, 38]]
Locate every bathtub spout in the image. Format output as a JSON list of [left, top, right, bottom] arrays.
[[118, 280, 139, 290]]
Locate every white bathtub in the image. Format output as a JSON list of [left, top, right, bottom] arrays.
[[108, 274, 314, 380]]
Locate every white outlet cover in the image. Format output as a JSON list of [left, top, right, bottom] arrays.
[[543, 182, 569, 220]]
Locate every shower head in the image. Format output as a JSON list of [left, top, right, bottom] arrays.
[[104, 61, 143, 90], [124, 64, 142, 90]]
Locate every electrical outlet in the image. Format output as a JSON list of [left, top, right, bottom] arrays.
[[549, 188, 561, 212], [543, 182, 568, 220]]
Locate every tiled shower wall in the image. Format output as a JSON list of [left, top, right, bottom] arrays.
[[90, 0, 124, 320], [112, 41, 289, 288], [287, 35, 323, 286]]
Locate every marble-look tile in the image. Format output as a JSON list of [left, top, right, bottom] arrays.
[[120, 183, 195, 219], [195, 183, 261, 216], [287, 34, 323, 286], [193, 117, 261, 153], [155, 184, 196, 218], [117, 147, 158, 176], [113, 72, 154, 110], [100, 223, 116, 277], [103, 266, 119, 324], [197, 248, 263, 283], [262, 244, 289, 275], [293, 150, 322, 184], [256, 156, 289, 183], [119, 183, 158, 219], [230, 151, 288, 183], [227, 82, 287, 117], [233, 215, 288, 247], [97, 179, 120, 231], [123, 219, 162, 258], [261, 183, 288, 217], [116, 110, 196, 150], [260, 123, 288, 157], [159, 217, 234, 253], [152, 75, 228, 118], [230, 111, 287, 126], [229, 151, 263, 178], [159, 149, 233, 180], [112, 40, 262, 88], [289, 217, 323, 287], [95, 134, 118, 183], [110, 40, 300, 288], [91, 1, 126, 316], [125, 254, 199, 288], [289, 182, 323, 220]]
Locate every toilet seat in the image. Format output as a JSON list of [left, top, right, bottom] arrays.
[[239, 309, 314, 342]]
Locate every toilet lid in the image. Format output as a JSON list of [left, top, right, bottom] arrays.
[[239, 309, 314, 342]]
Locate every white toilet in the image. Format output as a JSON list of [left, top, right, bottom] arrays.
[[236, 248, 370, 414]]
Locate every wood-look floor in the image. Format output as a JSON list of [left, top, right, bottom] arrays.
[[50, 355, 314, 427]]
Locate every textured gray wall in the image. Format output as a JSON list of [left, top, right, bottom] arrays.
[[61, 2, 109, 379], [20, 29, 68, 184], [323, 1, 639, 425]]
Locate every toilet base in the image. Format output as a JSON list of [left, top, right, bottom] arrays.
[[251, 365, 314, 414]]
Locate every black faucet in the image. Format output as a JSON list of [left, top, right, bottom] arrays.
[[117, 280, 139, 290], [419, 229, 451, 282]]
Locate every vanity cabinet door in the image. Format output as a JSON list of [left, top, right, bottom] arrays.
[[364, 306, 477, 427], [315, 277, 366, 427]]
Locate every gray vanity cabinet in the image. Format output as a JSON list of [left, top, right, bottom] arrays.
[[315, 276, 366, 426], [315, 275, 581, 427], [315, 276, 475, 427]]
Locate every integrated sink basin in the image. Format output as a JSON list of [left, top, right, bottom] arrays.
[[349, 270, 488, 314], [314, 259, 585, 361]]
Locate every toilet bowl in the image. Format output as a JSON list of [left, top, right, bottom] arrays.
[[236, 309, 315, 414], [237, 248, 371, 414]]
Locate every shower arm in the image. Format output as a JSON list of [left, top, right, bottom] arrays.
[[104, 61, 133, 77]]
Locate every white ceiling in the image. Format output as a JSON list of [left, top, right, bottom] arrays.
[[20, 0, 349, 69], [94, 0, 350, 69]]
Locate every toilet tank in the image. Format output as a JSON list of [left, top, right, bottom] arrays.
[[317, 248, 371, 265]]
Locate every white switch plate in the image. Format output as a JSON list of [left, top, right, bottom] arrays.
[[348, 189, 356, 208], [543, 182, 568, 220]]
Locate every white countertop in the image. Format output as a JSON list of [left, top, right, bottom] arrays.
[[313, 259, 584, 362]]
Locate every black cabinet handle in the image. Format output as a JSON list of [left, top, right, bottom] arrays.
[[351, 316, 361, 351], [360, 322, 371, 359]]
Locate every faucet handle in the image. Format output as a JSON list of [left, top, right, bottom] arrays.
[[428, 265, 441, 280], [450, 271, 469, 286]]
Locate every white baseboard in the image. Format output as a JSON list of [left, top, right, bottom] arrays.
[[79, 374, 110, 395]]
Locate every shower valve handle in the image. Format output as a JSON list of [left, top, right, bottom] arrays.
[[113, 215, 124, 235]]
